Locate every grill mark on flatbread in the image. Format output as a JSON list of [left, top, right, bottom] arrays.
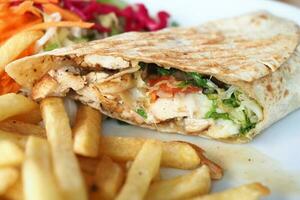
[[6, 11, 295, 82]]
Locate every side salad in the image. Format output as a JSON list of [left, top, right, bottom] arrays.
[[0, 0, 171, 95]]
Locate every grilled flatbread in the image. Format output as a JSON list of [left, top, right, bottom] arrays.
[[6, 11, 300, 143]]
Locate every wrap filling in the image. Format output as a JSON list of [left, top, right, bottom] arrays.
[[33, 59, 263, 139]]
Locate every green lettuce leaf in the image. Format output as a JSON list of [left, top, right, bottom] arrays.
[[97, 0, 127, 8], [136, 108, 147, 119]]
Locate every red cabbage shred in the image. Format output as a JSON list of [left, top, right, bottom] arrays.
[[61, 0, 170, 33]]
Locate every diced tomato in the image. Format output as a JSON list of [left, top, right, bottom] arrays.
[[148, 76, 172, 86], [182, 86, 201, 93], [148, 76, 201, 102], [159, 83, 181, 94]]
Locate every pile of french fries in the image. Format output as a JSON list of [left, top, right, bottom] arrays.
[[0, 93, 270, 200], [0, 29, 270, 200]]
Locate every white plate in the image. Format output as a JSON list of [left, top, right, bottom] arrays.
[[103, 0, 300, 199]]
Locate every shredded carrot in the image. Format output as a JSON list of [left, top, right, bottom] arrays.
[[0, 3, 43, 94], [27, 21, 94, 30], [17, 43, 36, 59], [0, 3, 9, 12], [43, 3, 82, 21], [150, 92, 158, 102], [0, 42, 36, 95], [0, 41, 36, 95], [0, 1, 92, 95], [33, 0, 59, 3], [0, 72, 21, 95], [0, 3, 43, 43], [12, 1, 42, 17], [0, 14, 42, 43]]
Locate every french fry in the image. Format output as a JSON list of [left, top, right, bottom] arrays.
[[90, 156, 125, 200], [41, 97, 88, 200], [99, 136, 200, 169], [0, 130, 28, 148], [0, 93, 39, 122], [152, 170, 161, 182], [82, 173, 95, 192], [0, 140, 24, 167], [0, 30, 43, 70], [0, 167, 19, 195], [23, 136, 63, 200], [181, 142, 223, 179], [78, 156, 100, 176], [0, 131, 208, 171], [3, 178, 23, 200], [73, 104, 101, 158], [77, 156, 106, 194], [77, 156, 98, 189], [145, 165, 211, 200], [116, 140, 162, 200], [125, 161, 161, 182], [189, 183, 270, 200], [0, 120, 46, 137], [9, 107, 42, 124]]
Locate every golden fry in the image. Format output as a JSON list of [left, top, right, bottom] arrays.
[[99, 136, 200, 169], [23, 136, 63, 200], [0, 130, 28, 148], [0, 93, 39, 122], [116, 140, 162, 200], [0, 30, 43, 70], [185, 142, 223, 179], [0, 120, 45, 137], [3, 177, 23, 200], [78, 156, 100, 176], [0, 140, 24, 167], [90, 156, 125, 200], [125, 161, 160, 182], [145, 165, 211, 200], [0, 167, 19, 195], [10, 107, 42, 124], [189, 183, 270, 200], [41, 97, 87, 200], [73, 104, 101, 157]]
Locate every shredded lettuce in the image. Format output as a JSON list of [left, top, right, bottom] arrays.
[[186, 72, 208, 88], [208, 112, 230, 120], [136, 108, 147, 119], [206, 93, 218, 100], [96, 0, 127, 8], [223, 93, 240, 108], [44, 43, 60, 51], [72, 37, 89, 43], [241, 99, 263, 121], [185, 72, 216, 94], [206, 92, 259, 134], [138, 62, 147, 70], [111, 26, 121, 35], [171, 21, 179, 27], [240, 110, 256, 134], [205, 100, 230, 120], [176, 81, 189, 88], [97, 13, 122, 36], [157, 67, 172, 76]]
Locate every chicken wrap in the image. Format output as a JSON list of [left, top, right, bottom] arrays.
[[5, 11, 300, 143]]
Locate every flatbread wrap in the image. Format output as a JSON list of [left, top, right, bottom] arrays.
[[5, 12, 300, 143]]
